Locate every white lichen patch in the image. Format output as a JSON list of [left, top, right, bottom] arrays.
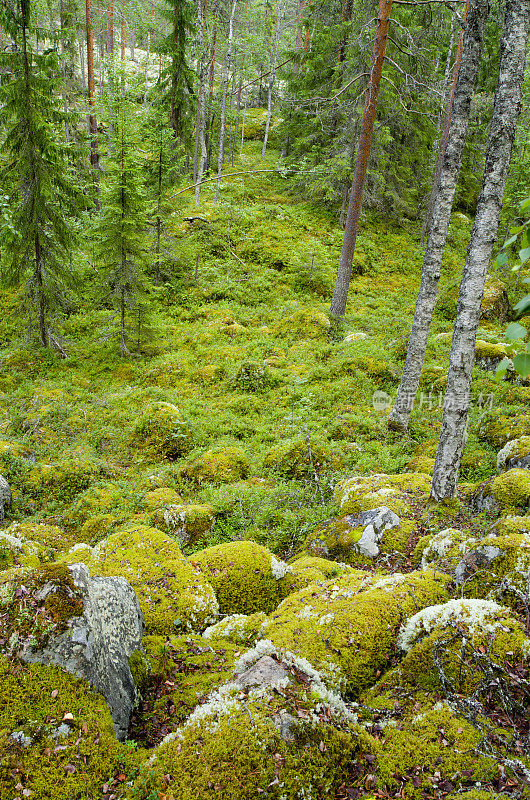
[[398, 598, 510, 652], [270, 555, 291, 580]]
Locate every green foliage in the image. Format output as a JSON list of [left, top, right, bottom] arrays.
[[157, 0, 195, 146]]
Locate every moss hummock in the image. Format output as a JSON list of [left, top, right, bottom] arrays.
[[131, 401, 191, 460], [90, 525, 218, 634], [202, 611, 268, 644], [263, 436, 342, 478], [266, 569, 451, 693], [178, 447, 250, 484], [285, 555, 352, 592], [477, 468, 530, 513], [154, 502, 215, 546], [191, 540, 290, 615], [334, 472, 431, 517], [477, 412, 530, 449]]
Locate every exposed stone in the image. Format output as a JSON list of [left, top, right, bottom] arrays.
[[497, 435, 530, 472], [454, 546, 504, 585], [235, 655, 289, 689], [23, 563, 144, 740], [303, 506, 402, 562], [0, 475, 12, 520]]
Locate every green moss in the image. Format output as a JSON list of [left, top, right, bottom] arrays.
[[4, 522, 70, 554], [143, 487, 182, 510], [495, 514, 530, 535], [202, 611, 268, 644], [90, 525, 218, 634], [334, 472, 432, 518], [266, 569, 451, 693], [285, 556, 352, 592], [154, 502, 215, 546], [263, 436, 342, 478], [480, 276, 510, 321], [481, 468, 530, 512], [131, 402, 191, 460], [405, 454, 435, 474], [80, 513, 118, 543], [191, 541, 289, 615], [65, 483, 124, 527], [300, 516, 414, 565], [25, 459, 107, 505], [233, 360, 277, 392], [497, 436, 530, 471], [477, 412, 530, 448], [412, 527, 468, 570], [178, 447, 250, 485], [274, 307, 331, 340], [128, 648, 151, 693], [457, 532, 530, 606], [0, 655, 144, 800], [474, 340, 508, 360]]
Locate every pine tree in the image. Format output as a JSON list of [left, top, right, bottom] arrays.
[[0, 0, 80, 350], [94, 101, 149, 357], [159, 0, 195, 147]]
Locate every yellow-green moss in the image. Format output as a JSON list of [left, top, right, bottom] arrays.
[[334, 472, 432, 518], [191, 540, 289, 615], [263, 436, 342, 478], [25, 459, 107, 504], [178, 447, 250, 484], [154, 503, 215, 545], [300, 516, 414, 565], [285, 556, 352, 592], [405, 454, 435, 474], [90, 525, 218, 634], [412, 527, 468, 570], [274, 308, 331, 340], [457, 532, 530, 606], [474, 340, 508, 360], [0, 655, 142, 800], [495, 514, 530, 535], [80, 513, 118, 543], [266, 569, 451, 694], [481, 468, 530, 512], [131, 402, 191, 460], [5, 522, 70, 554], [65, 483, 124, 527], [480, 276, 510, 321], [477, 412, 530, 448], [143, 487, 182, 510], [202, 611, 268, 644]]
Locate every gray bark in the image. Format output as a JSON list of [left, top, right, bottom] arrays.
[[214, 0, 237, 203], [79, 39, 86, 90], [262, 0, 285, 160], [388, 0, 488, 432], [194, 0, 207, 205], [430, 0, 530, 500]]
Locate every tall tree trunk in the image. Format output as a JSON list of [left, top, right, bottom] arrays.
[[430, 0, 530, 501], [262, 0, 285, 160], [35, 233, 47, 349], [421, 0, 472, 244], [79, 37, 86, 90], [144, 30, 150, 102], [86, 0, 100, 173], [388, 0, 488, 432], [205, 19, 217, 170], [294, 0, 304, 73], [121, 18, 125, 60], [120, 284, 127, 357], [337, 0, 354, 64], [194, 0, 207, 186], [329, 0, 392, 319], [214, 0, 237, 203], [130, 29, 135, 60], [107, 0, 115, 142]]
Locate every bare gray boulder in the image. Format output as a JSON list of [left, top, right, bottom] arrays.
[[24, 563, 144, 740], [0, 475, 12, 520]]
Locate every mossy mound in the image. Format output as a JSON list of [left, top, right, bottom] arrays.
[[25, 458, 107, 505], [266, 569, 451, 693], [0, 655, 142, 800], [233, 360, 276, 392], [129, 634, 241, 746], [178, 446, 250, 484], [263, 435, 342, 478], [474, 468, 530, 513], [455, 532, 530, 606], [477, 412, 530, 449], [495, 514, 530, 535], [80, 513, 119, 542], [274, 308, 331, 340], [4, 521, 69, 554], [285, 556, 352, 592], [131, 402, 191, 460], [497, 435, 530, 471], [474, 339, 508, 365], [154, 502, 215, 546], [90, 525, 218, 634], [301, 513, 414, 566], [334, 472, 431, 517], [132, 643, 360, 800], [64, 483, 124, 528], [412, 527, 469, 570], [397, 598, 529, 694], [191, 541, 290, 615], [0, 530, 45, 571], [143, 486, 182, 510], [202, 612, 268, 644], [405, 454, 435, 474], [480, 276, 511, 322]]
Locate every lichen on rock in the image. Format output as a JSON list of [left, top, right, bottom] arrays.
[[334, 472, 431, 518]]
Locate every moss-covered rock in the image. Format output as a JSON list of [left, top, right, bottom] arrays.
[[91, 525, 218, 634], [454, 532, 530, 607], [132, 642, 361, 800], [266, 569, 451, 693], [202, 612, 268, 644], [4, 521, 69, 554], [0, 655, 142, 800], [472, 468, 530, 513], [263, 435, 342, 478], [178, 446, 250, 484], [397, 598, 529, 694], [497, 435, 530, 472], [191, 541, 290, 615], [275, 308, 331, 340], [334, 472, 431, 518], [405, 454, 435, 474], [495, 514, 530, 535], [131, 402, 191, 460], [477, 412, 530, 449], [474, 339, 509, 370], [129, 634, 241, 746], [480, 276, 511, 322], [234, 360, 276, 392], [0, 529, 47, 571], [25, 458, 107, 505], [412, 527, 469, 570], [65, 483, 124, 528], [285, 556, 352, 592], [143, 486, 182, 510], [79, 513, 118, 543], [154, 502, 215, 546]]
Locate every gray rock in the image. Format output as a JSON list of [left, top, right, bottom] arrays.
[[346, 506, 401, 558], [455, 546, 504, 585], [0, 475, 12, 520], [24, 563, 144, 740], [235, 655, 289, 690]]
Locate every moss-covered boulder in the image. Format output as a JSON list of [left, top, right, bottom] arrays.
[[25, 458, 107, 505], [143, 486, 182, 510], [264, 435, 342, 478], [275, 308, 331, 340], [191, 541, 290, 615], [334, 472, 431, 518], [477, 411, 530, 449], [155, 502, 215, 546], [91, 526, 218, 634], [405, 454, 435, 474], [285, 556, 352, 592], [474, 339, 509, 371], [480, 276, 511, 322], [472, 468, 530, 513], [131, 402, 191, 460], [129, 634, 242, 746], [4, 521, 69, 554], [454, 532, 530, 606], [202, 612, 268, 644], [495, 514, 530, 535], [301, 507, 413, 565], [412, 527, 469, 570], [0, 529, 45, 570], [64, 483, 124, 528], [132, 641, 361, 800], [266, 569, 451, 693], [0, 655, 142, 800], [497, 435, 530, 472], [397, 599, 529, 694], [178, 446, 250, 484]]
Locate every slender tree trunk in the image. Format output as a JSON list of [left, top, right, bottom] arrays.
[[121, 18, 125, 60], [35, 234, 48, 348], [120, 284, 127, 357], [294, 0, 304, 73], [107, 0, 115, 143], [214, 0, 237, 203], [79, 38, 86, 90], [329, 0, 392, 319], [430, 0, 530, 501], [205, 19, 217, 170], [421, 0, 472, 244], [337, 0, 354, 64], [130, 29, 135, 60], [240, 93, 247, 154], [262, 0, 285, 160], [86, 0, 100, 173], [144, 30, 150, 102], [388, 0, 488, 432], [194, 0, 207, 204]]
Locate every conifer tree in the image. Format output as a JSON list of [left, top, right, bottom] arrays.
[[94, 100, 149, 357], [159, 0, 195, 147], [0, 0, 80, 350]]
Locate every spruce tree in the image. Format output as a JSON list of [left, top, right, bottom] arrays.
[[158, 0, 195, 147], [0, 0, 80, 349], [94, 99, 149, 357]]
